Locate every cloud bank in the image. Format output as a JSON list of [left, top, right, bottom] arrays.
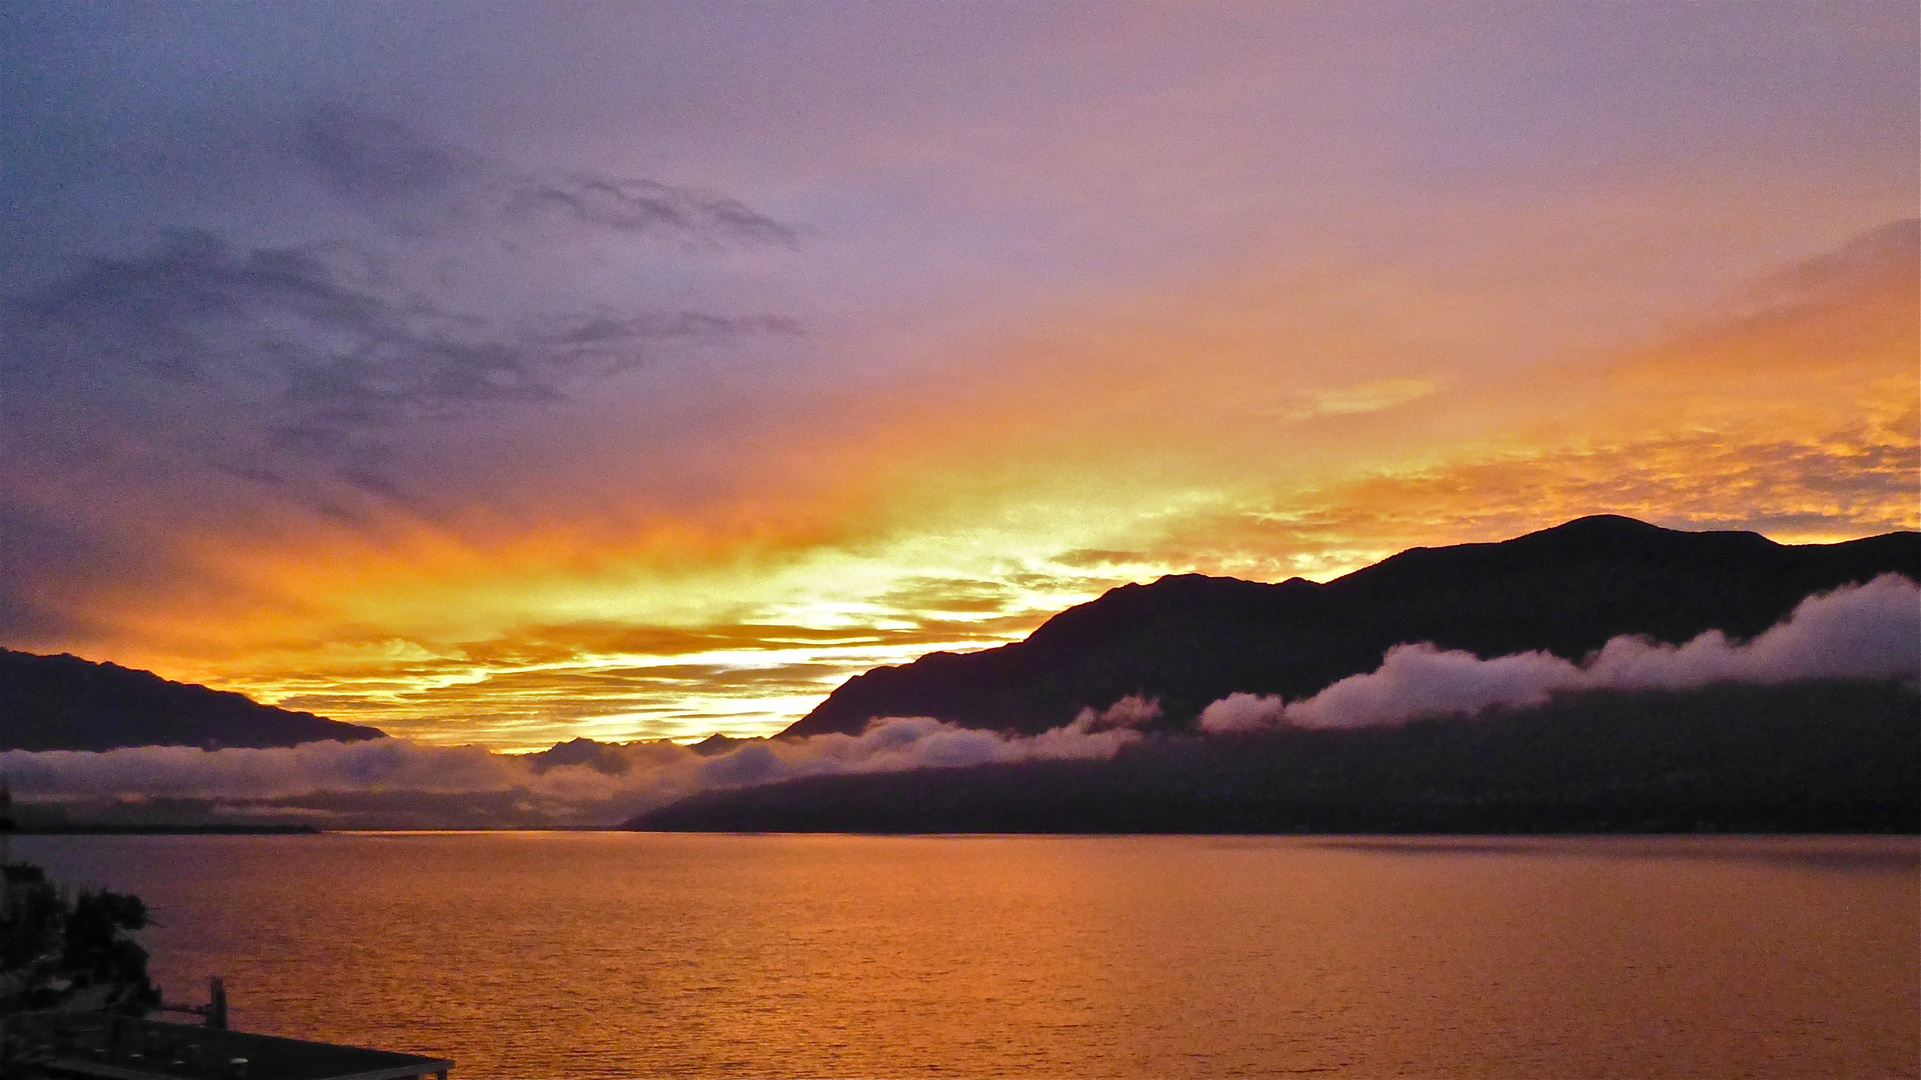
[[3, 697, 1157, 829], [1200, 573, 1920, 732]]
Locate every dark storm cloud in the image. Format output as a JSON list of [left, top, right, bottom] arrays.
[[13, 227, 794, 415], [10, 230, 544, 418], [1, 96, 804, 513], [292, 104, 797, 247], [1, 225, 799, 493], [296, 105, 486, 200]]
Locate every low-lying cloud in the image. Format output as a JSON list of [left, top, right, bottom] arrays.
[[1200, 573, 1920, 732], [4, 697, 1157, 829], [10, 575, 1914, 828]]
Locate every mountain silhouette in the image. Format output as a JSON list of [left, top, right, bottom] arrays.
[[632, 680, 1919, 833], [0, 648, 387, 751], [781, 516, 1920, 738]]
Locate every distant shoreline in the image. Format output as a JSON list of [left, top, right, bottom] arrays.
[[11, 823, 321, 835], [26, 825, 1919, 837]]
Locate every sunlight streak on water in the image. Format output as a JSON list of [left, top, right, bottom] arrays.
[[26, 833, 1919, 1078]]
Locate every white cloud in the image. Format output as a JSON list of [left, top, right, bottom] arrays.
[[1200, 573, 1920, 732], [4, 697, 1150, 828]]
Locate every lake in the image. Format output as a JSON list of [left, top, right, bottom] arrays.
[[19, 832, 1918, 1078]]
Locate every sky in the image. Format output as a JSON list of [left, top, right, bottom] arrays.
[[2, 2, 1915, 749]]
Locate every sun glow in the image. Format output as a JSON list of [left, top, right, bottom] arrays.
[[40, 239, 1918, 749], [2, 9, 1911, 750]]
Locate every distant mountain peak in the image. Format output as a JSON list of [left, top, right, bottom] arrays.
[[780, 518, 1918, 739], [1539, 513, 1682, 536]]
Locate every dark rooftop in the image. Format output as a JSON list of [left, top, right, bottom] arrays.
[[2, 1012, 451, 1080]]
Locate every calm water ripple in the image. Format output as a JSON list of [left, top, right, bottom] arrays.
[[18, 833, 1918, 1079]]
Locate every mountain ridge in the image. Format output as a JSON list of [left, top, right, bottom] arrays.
[[634, 680, 1921, 833], [781, 516, 1920, 738], [0, 648, 387, 752]]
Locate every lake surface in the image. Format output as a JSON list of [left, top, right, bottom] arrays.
[[19, 832, 1918, 1078]]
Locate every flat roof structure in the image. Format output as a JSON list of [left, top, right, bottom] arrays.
[[2, 1012, 452, 1080]]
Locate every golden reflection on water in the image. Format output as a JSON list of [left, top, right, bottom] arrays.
[[27, 833, 1919, 1079]]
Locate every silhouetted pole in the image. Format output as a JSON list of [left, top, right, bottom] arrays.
[[209, 977, 228, 1030]]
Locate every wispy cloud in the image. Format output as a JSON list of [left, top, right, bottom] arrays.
[[1264, 377, 1442, 422], [294, 104, 797, 247], [8, 227, 797, 429]]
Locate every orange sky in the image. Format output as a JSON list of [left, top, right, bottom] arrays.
[[2, 6, 1914, 748], [14, 218, 1910, 749]]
